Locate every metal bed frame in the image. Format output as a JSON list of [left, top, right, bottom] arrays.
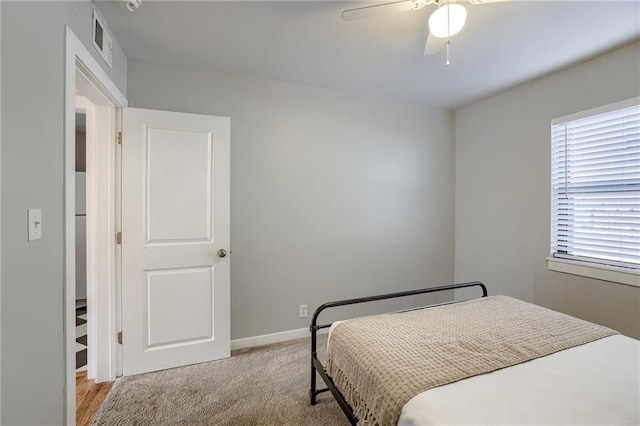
[[309, 281, 488, 425]]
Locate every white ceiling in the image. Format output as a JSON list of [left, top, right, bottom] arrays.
[[97, 0, 640, 110]]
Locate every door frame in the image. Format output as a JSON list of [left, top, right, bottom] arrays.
[[64, 27, 127, 425]]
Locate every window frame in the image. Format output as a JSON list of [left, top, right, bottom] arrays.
[[548, 97, 640, 287]]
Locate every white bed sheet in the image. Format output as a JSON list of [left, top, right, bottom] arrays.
[[327, 324, 640, 425]]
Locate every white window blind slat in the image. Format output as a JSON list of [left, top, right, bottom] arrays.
[[551, 101, 640, 270]]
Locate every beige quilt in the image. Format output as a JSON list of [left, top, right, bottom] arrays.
[[326, 295, 618, 426]]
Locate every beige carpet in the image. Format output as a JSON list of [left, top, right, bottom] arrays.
[[93, 335, 349, 425]]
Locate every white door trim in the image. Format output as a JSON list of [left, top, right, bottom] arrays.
[[64, 26, 127, 425]]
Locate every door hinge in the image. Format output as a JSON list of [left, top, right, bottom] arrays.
[[117, 331, 123, 345], [117, 131, 122, 145], [116, 232, 122, 244]]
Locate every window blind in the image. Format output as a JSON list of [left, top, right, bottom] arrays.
[[551, 101, 640, 270]]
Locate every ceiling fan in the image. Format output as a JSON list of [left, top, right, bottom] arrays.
[[341, 0, 509, 64]]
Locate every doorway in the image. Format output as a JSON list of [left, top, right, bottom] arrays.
[[74, 111, 88, 375], [65, 26, 231, 425], [65, 27, 127, 425], [73, 94, 114, 425]]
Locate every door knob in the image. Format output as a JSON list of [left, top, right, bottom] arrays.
[[217, 249, 228, 258]]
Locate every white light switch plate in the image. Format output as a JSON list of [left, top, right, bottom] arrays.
[[28, 209, 42, 241]]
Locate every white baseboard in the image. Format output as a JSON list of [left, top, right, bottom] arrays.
[[231, 326, 329, 351]]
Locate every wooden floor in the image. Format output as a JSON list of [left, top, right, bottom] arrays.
[[76, 371, 113, 426]]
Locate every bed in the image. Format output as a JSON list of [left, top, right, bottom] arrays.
[[309, 281, 640, 425]]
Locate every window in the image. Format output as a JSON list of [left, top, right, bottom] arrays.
[[550, 98, 639, 283]]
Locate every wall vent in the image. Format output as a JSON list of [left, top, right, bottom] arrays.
[[92, 9, 113, 69]]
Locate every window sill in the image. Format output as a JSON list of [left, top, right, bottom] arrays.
[[547, 258, 640, 288]]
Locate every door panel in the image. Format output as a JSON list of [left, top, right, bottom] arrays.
[[146, 127, 213, 243], [122, 107, 230, 376], [146, 267, 213, 348]]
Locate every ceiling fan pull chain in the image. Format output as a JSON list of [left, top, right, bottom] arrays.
[[446, 3, 451, 66]]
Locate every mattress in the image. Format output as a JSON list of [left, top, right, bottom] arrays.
[[328, 325, 640, 425]]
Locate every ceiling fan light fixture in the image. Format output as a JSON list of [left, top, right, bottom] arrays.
[[429, 3, 467, 38]]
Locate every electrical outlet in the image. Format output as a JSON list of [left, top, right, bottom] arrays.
[[299, 304, 308, 318]]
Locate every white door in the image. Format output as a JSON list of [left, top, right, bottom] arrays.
[[121, 107, 230, 376]]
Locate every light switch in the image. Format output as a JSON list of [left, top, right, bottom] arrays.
[[28, 209, 42, 241]]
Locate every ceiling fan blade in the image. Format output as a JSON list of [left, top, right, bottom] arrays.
[[341, 1, 419, 22], [423, 32, 446, 56], [468, 0, 511, 4]]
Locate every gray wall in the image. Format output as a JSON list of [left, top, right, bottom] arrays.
[[128, 60, 456, 340], [454, 41, 640, 339], [1, 1, 127, 424]]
